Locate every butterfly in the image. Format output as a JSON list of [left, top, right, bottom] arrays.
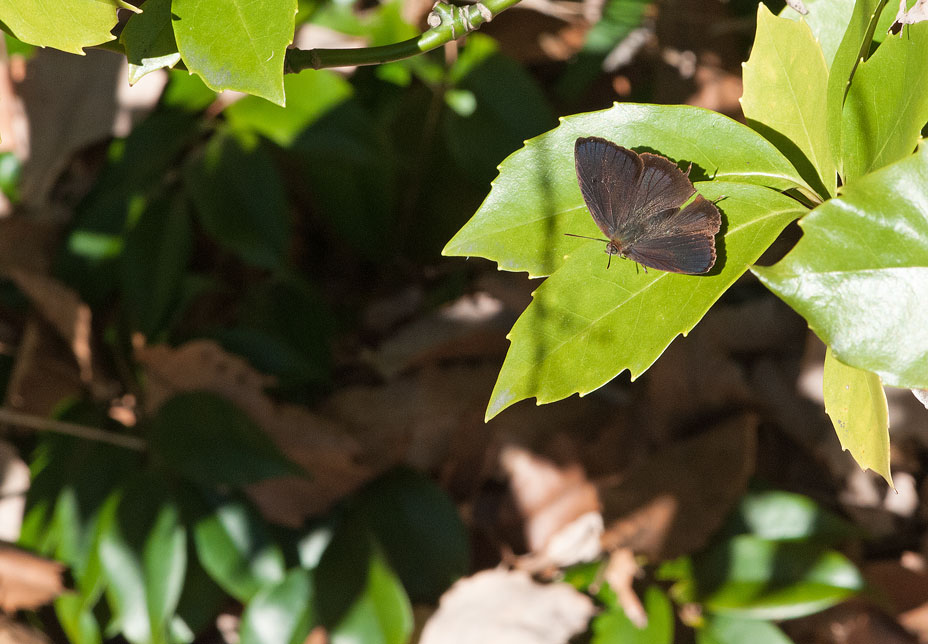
[[569, 136, 721, 274]]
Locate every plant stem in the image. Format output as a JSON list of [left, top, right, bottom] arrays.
[[285, 0, 523, 72], [0, 407, 146, 451]]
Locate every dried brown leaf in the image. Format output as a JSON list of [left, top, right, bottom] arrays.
[[0, 545, 64, 612]]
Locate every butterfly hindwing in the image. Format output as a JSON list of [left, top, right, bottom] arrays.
[[625, 196, 721, 274]]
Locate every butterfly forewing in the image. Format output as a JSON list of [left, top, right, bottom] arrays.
[[632, 153, 697, 220], [574, 137, 641, 238]]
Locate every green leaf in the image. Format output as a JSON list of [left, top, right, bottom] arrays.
[[826, 0, 888, 179], [329, 548, 413, 644], [741, 4, 834, 199], [98, 480, 187, 644], [184, 129, 290, 269], [225, 71, 354, 147], [486, 182, 804, 419], [753, 146, 928, 389], [0, 0, 123, 54], [781, 0, 855, 69], [724, 489, 856, 544], [694, 536, 863, 620], [591, 586, 673, 644], [172, 0, 297, 105], [193, 496, 286, 602], [697, 615, 795, 644], [823, 348, 892, 486], [121, 191, 193, 339], [841, 22, 928, 181], [55, 594, 103, 644], [240, 568, 315, 644], [122, 0, 182, 84], [443, 103, 809, 277], [351, 468, 469, 603], [150, 392, 300, 488]]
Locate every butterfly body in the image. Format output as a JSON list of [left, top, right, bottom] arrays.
[[573, 136, 721, 274]]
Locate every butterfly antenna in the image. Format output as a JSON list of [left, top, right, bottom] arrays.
[[607, 253, 612, 269], [565, 233, 610, 242]]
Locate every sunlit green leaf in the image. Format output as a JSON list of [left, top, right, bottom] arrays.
[[486, 183, 804, 419], [443, 103, 809, 277], [694, 536, 863, 620], [697, 615, 795, 644], [55, 593, 103, 644], [724, 489, 856, 543], [742, 4, 834, 199], [780, 0, 855, 69], [841, 22, 928, 181], [193, 497, 286, 602], [754, 146, 928, 389], [172, 0, 297, 105], [0, 0, 125, 54], [240, 569, 314, 644], [591, 586, 673, 644], [122, 0, 181, 84], [823, 348, 892, 486]]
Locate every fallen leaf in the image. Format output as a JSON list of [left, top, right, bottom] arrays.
[[419, 569, 595, 644], [0, 544, 64, 612], [599, 414, 757, 560]]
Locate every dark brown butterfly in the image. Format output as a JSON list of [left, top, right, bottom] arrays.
[[570, 136, 721, 274]]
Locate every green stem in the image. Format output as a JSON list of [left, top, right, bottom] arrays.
[[285, 0, 523, 72]]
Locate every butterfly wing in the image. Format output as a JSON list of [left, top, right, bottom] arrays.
[[631, 153, 698, 220], [624, 195, 721, 274], [574, 137, 642, 239]]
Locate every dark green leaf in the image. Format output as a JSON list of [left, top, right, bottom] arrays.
[[150, 391, 300, 488], [443, 103, 810, 277], [184, 129, 290, 269], [121, 0, 181, 84], [172, 0, 296, 105], [754, 146, 928, 389], [485, 183, 804, 419], [694, 536, 863, 620], [591, 586, 673, 644], [315, 512, 373, 627], [240, 568, 315, 644], [55, 594, 103, 644], [121, 191, 193, 339], [193, 496, 286, 602], [351, 468, 468, 602]]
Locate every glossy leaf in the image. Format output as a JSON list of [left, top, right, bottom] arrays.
[[0, 0, 127, 54], [443, 103, 809, 277], [823, 348, 892, 486], [184, 129, 290, 269], [193, 497, 286, 602], [225, 71, 354, 147], [172, 0, 296, 105], [486, 182, 804, 419], [742, 4, 834, 199], [826, 0, 886, 179], [351, 468, 469, 602], [697, 615, 795, 644], [121, 192, 193, 339], [591, 586, 673, 644], [240, 569, 314, 644], [150, 392, 299, 488], [329, 548, 413, 644], [694, 536, 863, 620], [754, 146, 928, 389], [841, 22, 928, 181], [121, 0, 181, 84], [724, 489, 856, 544]]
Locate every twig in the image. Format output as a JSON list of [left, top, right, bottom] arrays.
[[0, 407, 146, 451]]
